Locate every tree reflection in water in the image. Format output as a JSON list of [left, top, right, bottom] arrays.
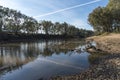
[[0, 40, 85, 73]]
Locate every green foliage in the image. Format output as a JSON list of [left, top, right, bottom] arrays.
[[23, 17, 39, 34], [88, 0, 120, 34], [41, 20, 53, 35], [0, 5, 93, 37], [0, 6, 38, 34]]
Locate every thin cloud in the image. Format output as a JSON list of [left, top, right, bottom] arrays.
[[34, 0, 102, 18]]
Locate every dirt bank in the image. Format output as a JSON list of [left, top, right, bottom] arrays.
[[87, 33, 120, 54]]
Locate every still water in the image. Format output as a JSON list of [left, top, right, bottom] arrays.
[[0, 40, 90, 80]]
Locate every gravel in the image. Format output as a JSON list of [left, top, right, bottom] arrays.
[[50, 54, 120, 80]]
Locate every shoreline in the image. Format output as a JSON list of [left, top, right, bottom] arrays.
[[87, 33, 120, 54], [51, 54, 120, 80], [50, 33, 120, 80], [0, 32, 85, 44]]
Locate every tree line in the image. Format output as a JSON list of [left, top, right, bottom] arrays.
[[0, 5, 93, 38], [88, 0, 120, 35]]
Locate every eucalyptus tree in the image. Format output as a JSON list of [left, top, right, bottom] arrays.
[[67, 25, 77, 36], [88, 0, 120, 34], [56, 22, 63, 35], [0, 7, 14, 32], [107, 0, 120, 32], [0, 6, 6, 32], [0, 15, 3, 32], [4, 9, 22, 34], [0, 6, 3, 32], [23, 17, 38, 34], [60, 22, 69, 35], [41, 20, 53, 35], [12, 11, 22, 34], [88, 7, 112, 34], [50, 22, 61, 35], [36, 22, 42, 34]]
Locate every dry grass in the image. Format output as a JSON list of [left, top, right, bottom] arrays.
[[87, 33, 120, 53]]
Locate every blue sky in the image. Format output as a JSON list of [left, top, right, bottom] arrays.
[[0, 0, 109, 30]]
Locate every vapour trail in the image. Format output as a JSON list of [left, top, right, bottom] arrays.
[[34, 0, 102, 18], [38, 58, 83, 70]]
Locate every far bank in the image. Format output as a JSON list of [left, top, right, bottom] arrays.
[[0, 32, 85, 43]]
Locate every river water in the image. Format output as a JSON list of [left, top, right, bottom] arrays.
[[0, 40, 91, 80]]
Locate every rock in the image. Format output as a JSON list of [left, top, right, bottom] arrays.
[[96, 67, 103, 71], [87, 48, 97, 53]]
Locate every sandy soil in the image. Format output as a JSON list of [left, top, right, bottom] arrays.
[[87, 33, 120, 54]]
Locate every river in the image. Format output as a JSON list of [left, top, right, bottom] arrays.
[[0, 39, 91, 80]]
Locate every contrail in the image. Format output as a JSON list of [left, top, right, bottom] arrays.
[[34, 0, 101, 18], [38, 58, 83, 70]]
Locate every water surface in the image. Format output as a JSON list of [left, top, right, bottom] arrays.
[[0, 40, 90, 80]]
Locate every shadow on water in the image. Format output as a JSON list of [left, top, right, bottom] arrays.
[[0, 39, 91, 80], [88, 51, 109, 64]]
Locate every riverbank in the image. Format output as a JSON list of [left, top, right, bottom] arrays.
[[50, 33, 120, 80], [51, 54, 120, 80], [0, 32, 76, 44], [87, 33, 120, 54]]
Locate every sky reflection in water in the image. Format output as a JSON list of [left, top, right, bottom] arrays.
[[0, 40, 90, 80]]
